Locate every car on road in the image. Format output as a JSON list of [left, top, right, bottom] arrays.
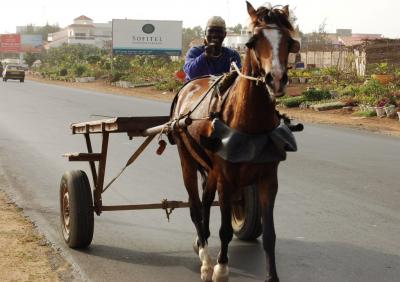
[[2, 64, 25, 82]]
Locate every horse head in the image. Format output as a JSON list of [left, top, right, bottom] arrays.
[[244, 1, 300, 97]]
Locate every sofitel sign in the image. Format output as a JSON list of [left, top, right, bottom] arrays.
[[112, 19, 182, 56]]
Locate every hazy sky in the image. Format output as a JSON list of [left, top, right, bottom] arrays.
[[1, 0, 399, 38]]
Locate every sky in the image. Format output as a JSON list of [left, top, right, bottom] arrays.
[[1, 0, 399, 38]]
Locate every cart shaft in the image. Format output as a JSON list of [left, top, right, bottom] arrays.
[[101, 201, 220, 211]]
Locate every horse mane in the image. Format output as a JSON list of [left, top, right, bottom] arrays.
[[251, 6, 294, 32]]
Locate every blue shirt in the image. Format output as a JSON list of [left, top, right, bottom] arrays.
[[184, 46, 242, 80]]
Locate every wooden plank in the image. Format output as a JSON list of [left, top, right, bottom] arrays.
[[70, 116, 170, 134], [63, 153, 102, 162]]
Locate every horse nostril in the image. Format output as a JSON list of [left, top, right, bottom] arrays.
[[265, 73, 273, 84]]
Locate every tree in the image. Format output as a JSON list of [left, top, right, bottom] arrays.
[[230, 24, 243, 33], [301, 18, 331, 50], [182, 26, 203, 55], [39, 23, 61, 41], [20, 23, 61, 41], [24, 52, 41, 67]]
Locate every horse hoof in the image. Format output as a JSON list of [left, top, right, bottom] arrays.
[[212, 264, 229, 282], [201, 265, 214, 281], [265, 276, 279, 282], [193, 237, 199, 255]]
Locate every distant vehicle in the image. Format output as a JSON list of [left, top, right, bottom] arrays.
[[2, 64, 25, 82], [20, 63, 29, 71]]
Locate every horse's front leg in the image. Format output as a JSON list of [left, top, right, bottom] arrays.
[[213, 181, 233, 282], [259, 173, 279, 282], [201, 170, 217, 244], [176, 144, 213, 281]]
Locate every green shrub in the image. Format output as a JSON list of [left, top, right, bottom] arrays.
[[279, 96, 306, 108], [352, 110, 377, 117], [302, 88, 331, 101], [360, 79, 389, 96], [109, 70, 124, 83], [73, 64, 87, 77], [155, 79, 183, 92], [112, 55, 131, 70], [87, 55, 101, 64], [59, 68, 68, 76], [339, 85, 360, 97]]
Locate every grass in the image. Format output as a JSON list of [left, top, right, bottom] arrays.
[[352, 110, 377, 117]]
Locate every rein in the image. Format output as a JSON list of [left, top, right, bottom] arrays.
[[231, 61, 266, 85]]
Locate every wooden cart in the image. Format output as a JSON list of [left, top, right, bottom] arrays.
[[61, 116, 262, 248]]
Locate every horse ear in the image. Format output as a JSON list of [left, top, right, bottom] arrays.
[[289, 39, 301, 53], [246, 1, 257, 22], [282, 5, 290, 17]]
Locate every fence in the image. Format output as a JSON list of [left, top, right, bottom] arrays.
[[299, 49, 353, 70]]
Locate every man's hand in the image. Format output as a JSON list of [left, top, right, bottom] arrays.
[[204, 40, 215, 58], [204, 40, 221, 59]]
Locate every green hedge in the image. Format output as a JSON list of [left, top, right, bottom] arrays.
[[279, 96, 306, 108], [302, 88, 331, 101]]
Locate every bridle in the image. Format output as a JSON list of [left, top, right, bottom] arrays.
[[231, 61, 266, 85], [233, 25, 290, 90]]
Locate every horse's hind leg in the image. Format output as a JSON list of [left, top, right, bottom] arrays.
[[213, 180, 233, 282], [259, 172, 279, 282], [176, 144, 213, 281]]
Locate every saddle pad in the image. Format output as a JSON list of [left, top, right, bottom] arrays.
[[202, 119, 297, 163]]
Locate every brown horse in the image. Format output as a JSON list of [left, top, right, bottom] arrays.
[[170, 2, 300, 281]]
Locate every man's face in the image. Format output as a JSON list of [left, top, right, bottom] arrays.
[[205, 27, 226, 47]]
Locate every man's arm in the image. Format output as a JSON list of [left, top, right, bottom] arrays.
[[183, 47, 210, 80]]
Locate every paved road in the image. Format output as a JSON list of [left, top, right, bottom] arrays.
[[0, 80, 399, 282]]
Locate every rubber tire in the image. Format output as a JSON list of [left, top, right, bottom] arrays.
[[60, 170, 94, 248], [232, 184, 262, 240]]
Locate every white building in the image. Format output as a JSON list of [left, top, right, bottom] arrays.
[[46, 15, 111, 49], [224, 28, 252, 51]]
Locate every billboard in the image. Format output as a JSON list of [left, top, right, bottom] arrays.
[[21, 34, 43, 53], [0, 34, 21, 53], [112, 19, 182, 56]]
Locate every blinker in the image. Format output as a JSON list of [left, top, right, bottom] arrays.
[[288, 38, 300, 53]]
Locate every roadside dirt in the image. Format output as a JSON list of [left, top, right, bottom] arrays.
[[0, 190, 73, 281], [1, 75, 399, 282], [279, 107, 400, 137]]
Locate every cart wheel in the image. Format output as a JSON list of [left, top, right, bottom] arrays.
[[232, 184, 262, 240], [60, 170, 94, 248]]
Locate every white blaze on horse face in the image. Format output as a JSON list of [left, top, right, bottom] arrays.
[[262, 28, 283, 92]]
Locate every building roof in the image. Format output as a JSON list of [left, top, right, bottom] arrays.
[[338, 34, 383, 46], [68, 24, 95, 28], [74, 15, 93, 21], [325, 33, 383, 47]]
